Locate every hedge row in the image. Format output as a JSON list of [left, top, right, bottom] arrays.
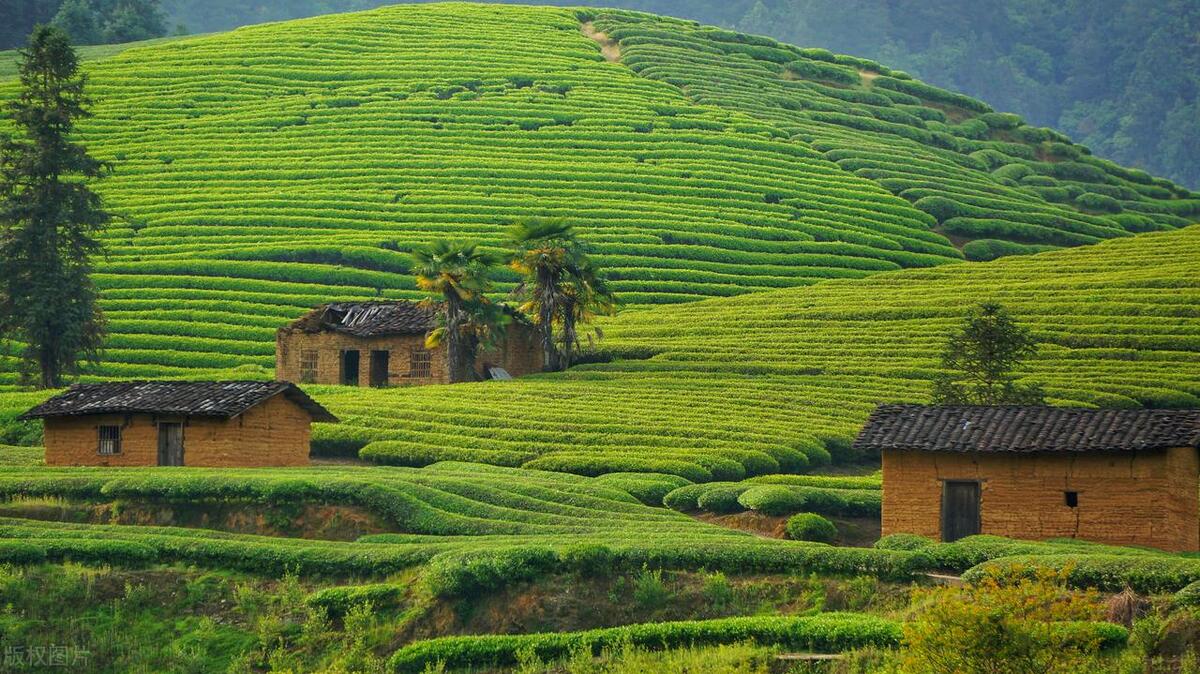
[[388, 613, 903, 673], [663, 482, 881, 517]]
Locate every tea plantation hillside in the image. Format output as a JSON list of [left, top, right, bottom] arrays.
[[0, 3, 1196, 385], [321, 225, 1200, 480]]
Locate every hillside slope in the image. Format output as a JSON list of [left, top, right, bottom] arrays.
[[0, 3, 1195, 383], [307, 225, 1200, 480]]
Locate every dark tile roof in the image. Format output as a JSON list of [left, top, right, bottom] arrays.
[[853, 404, 1200, 454], [20, 381, 338, 423], [284, 301, 437, 338]]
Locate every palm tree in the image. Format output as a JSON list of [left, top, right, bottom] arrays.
[[559, 258, 618, 369], [508, 219, 578, 372], [508, 219, 618, 371], [411, 240, 501, 382]]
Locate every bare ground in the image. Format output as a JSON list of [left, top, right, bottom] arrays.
[[581, 21, 621, 62]]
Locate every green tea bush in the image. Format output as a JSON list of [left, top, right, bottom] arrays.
[[1173, 580, 1200, 608], [785, 514, 837, 543], [696, 486, 750, 514], [305, 583, 404, 617], [387, 613, 903, 673], [874, 534, 935, 552], [1075, 192, 1123, 213]]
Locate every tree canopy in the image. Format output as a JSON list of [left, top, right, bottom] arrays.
[[0, 26, 109, 388], [930, 303, 1045, 406]]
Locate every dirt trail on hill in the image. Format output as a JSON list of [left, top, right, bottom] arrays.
[[582, 21, 621, 62]]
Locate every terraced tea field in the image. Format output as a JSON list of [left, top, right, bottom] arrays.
[[314, 226, 1200, 479], [0, 3, 1195, 385], [590, 10, 1200, 258]]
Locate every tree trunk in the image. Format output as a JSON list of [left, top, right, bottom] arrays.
[[39, 347, 60, 389], [536, 266, 560, 372], [444, 296, 469, 383]]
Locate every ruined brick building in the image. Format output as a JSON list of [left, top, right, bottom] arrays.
[[275, 301, 543, 387], [856, 405, 1200, 552], [23, 380, 338, 467]]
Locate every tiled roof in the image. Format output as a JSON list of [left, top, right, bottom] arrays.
[[20, 381, 338, 423], [853, 404, 1200, 453], [285, 301, 437, 337]]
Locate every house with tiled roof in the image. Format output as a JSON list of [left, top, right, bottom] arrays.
[[275, 301, 542, 387], [855, 404, 1200, 552], [22, 381, 337, 467]]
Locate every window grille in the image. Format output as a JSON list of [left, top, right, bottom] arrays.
[[300, 350, 319, 383], [98, 425, 122, 455], [409, 348, 432, 378]]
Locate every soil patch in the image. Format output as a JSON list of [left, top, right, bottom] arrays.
[[581, 21, 621, 62]]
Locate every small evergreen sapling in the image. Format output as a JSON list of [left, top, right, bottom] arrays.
[[931, 302, 1045, 405]]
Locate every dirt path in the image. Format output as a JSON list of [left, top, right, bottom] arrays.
[[581, 21, 621, 63]]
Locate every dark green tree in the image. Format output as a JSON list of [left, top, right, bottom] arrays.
[[931, 302, 1044, 405], [51, 0, 103, 45], [0, 26, 109, 389], [101, 0, 167, 43]]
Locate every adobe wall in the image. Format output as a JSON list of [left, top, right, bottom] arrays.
[[275, 322, 543, 386], [276, 331, 451, 386], [43, 393, 312, 467], [882, 447, 1199, 552]]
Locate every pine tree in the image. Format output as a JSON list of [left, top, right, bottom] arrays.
[[931, 302, 1045, 405], [0, 26, 109, 389]]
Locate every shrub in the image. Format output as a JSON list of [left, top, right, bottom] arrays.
[[787, 60, 860, 86], [964, 555, 1200, 594], [305, 583, 404, 617], [1075, 192, 1123, 213], [1174, 581, 1200, 609], [696, 486, 750, 514], [874, 534, 935, 552], [738, 486, 806, 516], [894, 565, 1115, 673], [387, 613, 903, 673], [785, 514, 837, 543], [963, 239, 1058, 262]]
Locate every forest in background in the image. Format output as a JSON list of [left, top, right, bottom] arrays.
[[1, 0, 1196, 189]]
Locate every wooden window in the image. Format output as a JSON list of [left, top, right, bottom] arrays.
[[300, 349, 319, 383], [408, 348, 432, 378], [98, 425, 122, 455], [1064, 491, 1079, 508]]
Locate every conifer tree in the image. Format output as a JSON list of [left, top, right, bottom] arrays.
[[931, 302, 1045, 405], [0, 26, 109, 388]]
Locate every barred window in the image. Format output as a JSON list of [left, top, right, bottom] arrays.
[[408, 348, 432, 378], [98, 425, 122, 455], [300, 350, 319, 383]]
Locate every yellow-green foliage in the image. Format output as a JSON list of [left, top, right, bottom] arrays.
[[0, 3, 967, 385], [321, 227, 1200, 479]]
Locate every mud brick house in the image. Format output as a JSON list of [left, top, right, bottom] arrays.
[[21, 381, 338, 468], [855, 405, 1200, 552], [275, 301, 543, 387]]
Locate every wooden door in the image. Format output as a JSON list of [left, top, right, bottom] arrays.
[[341, 350, 360, 386], [941, 481, 980, 542], [369, 350, 390, 387], [158, 423, 184, 466]]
